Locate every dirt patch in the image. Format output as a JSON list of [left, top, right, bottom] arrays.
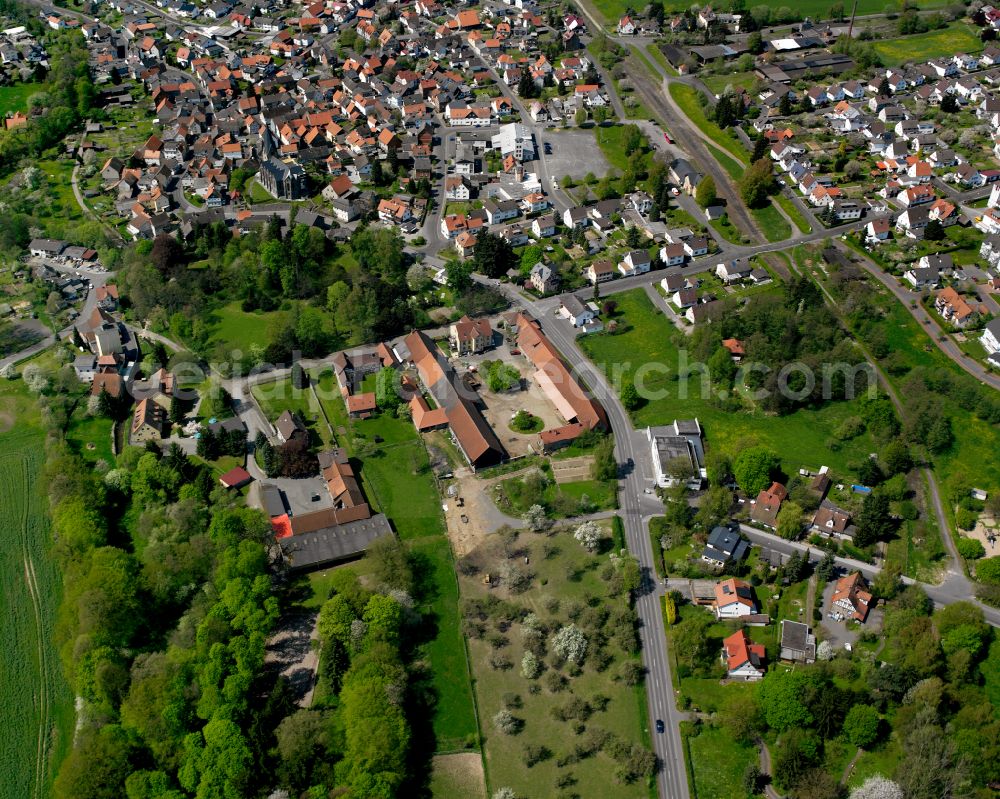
[[430, 752, 486, 799], [443, 470, 523, 557], [964, 513, 1000, 556], [551, 455, 594, 484], [265, 613, 320, 707], [0, 410, 13, 433]]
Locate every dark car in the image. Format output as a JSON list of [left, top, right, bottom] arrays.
[[655, 720, 665, 733]]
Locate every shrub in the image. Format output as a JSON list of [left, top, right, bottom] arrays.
[[957, 537, 986, 560]]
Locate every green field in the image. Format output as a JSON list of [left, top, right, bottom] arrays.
[[705, 143, 745, 179], [774, 193, 813, 234], [873, 23, 982, 67], [686, 725, 758, 799], [751, 201, 792, 244], [208, 301, 288, 352], [669, 85, 748, 165], [0, 82, 41, 116], [579, 289, 879, 478], [701, 72, 760, 97], [0, 383, 74, 799]]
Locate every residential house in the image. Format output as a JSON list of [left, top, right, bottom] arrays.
[[529, 262, 558, 294], [716, 258, 753, 284], [585, 259, 615, 284], [532, 213, 557, 238], [811, 500, 854, 539], [618, 249, 651, 277], [750, 482, 787, 528], [779, 620, 816, 663], [935, 286, 984, 328], [275, 410, 306, 443], [714, 578, 759, 619], [831, 572, 873, 622], [702, 525, 750, 568], [131, 398, 168, 443], [449, 315, 493, 355], [559, 294, 595, 327], [722, 629, 766, 681]]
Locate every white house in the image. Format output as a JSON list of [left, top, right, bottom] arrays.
[[982, 318, 1000, 355], [646, 419, 705, 489], [716, 258, 752, 283], [559, 294, 595, 327], [618, 249, 651, 277]]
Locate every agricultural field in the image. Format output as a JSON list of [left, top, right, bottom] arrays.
[[0, 380, 73, 799], [579, 289, 879, 478]]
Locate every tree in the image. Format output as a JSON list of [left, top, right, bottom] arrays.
[[732, 446, 779, 496], [747, 30, 764, 53], [854, 492, 894, 547], [474, 231, 517, 279], [550, 624, 588, 664], [574, 521, 603, 552], [620, 382, 641, 410], [517, 70, 539, 99], [446, 258, 473, 292], [695, 174, 717, 208], [274, 710, 332, 791], [739, 158, 775, 208], [829, 2, 845, 20], [844, 704, 881, 748], [849, 776, 904, 799], [941, 94, 959, 113], [592, 436, 617, 481], [523, 504, 550, 532], [779, 90, 793, 116], [923, 218, 945, 241], [493, 709, 522, 735], [375, 366, 401, 412], [817, 551, 837, 582], [521, 651, 541, 679], [757, 670, 814, 731], [776, 501, 804, 540], [54, 724, 135, 799]]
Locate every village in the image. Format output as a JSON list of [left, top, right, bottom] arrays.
[[5, 0, 1000, 797]]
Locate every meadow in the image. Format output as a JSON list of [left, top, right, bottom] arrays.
[[588, 0, 948, 24], [872, 23, 983, 67], [0, 82, 40, 116]]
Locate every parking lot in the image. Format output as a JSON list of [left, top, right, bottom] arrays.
[[537, 129, 611, 182]]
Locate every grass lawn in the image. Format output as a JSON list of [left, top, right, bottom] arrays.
[[873, 23, 983, 67], [0, 379, 74, 799], [460, 519, 650, 799], [751, 201, 792, 244], [429, 753, 486, 799], [701, 72, 760, 97], [775, 193, 813, 234], [846, 737, 902, 789], [246, 177, 277, 203], [686, 725, 757, 799], [579, 289, 878, 478], [207, 301, 287, 353], [709, 214, 746, 245], [594, 124, 652, 176], [0, 82, 41, 116], [646, 44, 677, 77], [499, 471, 618, 518], [410, 537, 479, 750], [65, 410, 114, 465], [670, 85, 747, 163], [705, 143, 746, 178]]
